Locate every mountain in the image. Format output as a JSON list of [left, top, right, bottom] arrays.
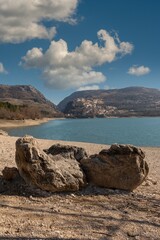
[[58, 87, 160, 118], [0, 85, 62, 119]]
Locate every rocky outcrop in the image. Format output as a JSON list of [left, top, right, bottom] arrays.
[[15, 136, 86, 192], [81, 144, 149, 191]]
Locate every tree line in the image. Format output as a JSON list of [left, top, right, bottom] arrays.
[[0, 101, 50, 119]]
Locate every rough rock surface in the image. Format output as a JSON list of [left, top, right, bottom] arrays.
[[2, 167, 20, 181], [15, 136, 86, 192], [45, 143, 88, 161], [81, 144, 149, 191]]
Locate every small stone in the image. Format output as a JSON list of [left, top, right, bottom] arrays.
[[127, 231, 139, 237], [70, 193, 76, 198]]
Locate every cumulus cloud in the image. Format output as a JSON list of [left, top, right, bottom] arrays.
[[21, 29, 133, 89], [0, 0, 78, 43], [77, 85, 100, 91], [128, 65, 151, 76], [0, 62, 7, 74]]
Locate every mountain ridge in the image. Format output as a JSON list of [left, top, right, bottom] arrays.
[[0, 84, 62, 119], [58, 86, 160, 118]]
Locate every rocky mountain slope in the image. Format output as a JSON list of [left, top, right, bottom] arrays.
[[58, 87, 160, 117], [0, 85, 62, 119]]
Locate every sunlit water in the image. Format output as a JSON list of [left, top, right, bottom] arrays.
[[6, 117, 160, 147]]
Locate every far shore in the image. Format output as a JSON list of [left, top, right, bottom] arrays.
[[0, 117, 64, 128]]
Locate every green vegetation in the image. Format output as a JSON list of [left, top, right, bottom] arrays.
[[0, 102, 19, 112], [0, 85, 62, 119], [0, 101, 45, 120]]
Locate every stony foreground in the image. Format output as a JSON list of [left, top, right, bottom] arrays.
[[0, 136, 160, 239]]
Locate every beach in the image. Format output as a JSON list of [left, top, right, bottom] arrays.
[[0, 135, 160, 239], [0, 118, 55, 128]]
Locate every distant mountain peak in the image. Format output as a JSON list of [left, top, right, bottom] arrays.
[[58, 86, 160, 118], [0, 84, 63, 119]]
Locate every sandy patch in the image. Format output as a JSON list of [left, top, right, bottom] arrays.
[[0, 118, 56, 128]]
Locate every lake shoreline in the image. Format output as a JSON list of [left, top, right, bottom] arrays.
[[3, 117, 160, 147], [1, 116, 160, 129], [0, 117, 65, 128]]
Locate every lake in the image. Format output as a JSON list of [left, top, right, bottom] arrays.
[[6, 117, 160, 147]]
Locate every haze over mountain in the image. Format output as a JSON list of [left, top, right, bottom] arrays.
[[0, 85, 62, 120], [58, 87, 160, 118]]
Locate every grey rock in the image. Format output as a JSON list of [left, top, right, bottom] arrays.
[[81, 144, 149, 191], [15, 136, 86, 192], [45, 143, 88, 161]]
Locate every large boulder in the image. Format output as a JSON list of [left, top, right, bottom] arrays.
[[15, 136, 86, 192], [81, 144, 149, 191]]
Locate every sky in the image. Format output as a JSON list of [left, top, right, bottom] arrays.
[[0, 0, 160, 104]]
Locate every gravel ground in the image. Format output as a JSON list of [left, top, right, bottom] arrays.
[[0, 136, 160, 240]]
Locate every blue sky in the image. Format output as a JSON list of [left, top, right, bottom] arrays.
[[0, 0, 159, 104]]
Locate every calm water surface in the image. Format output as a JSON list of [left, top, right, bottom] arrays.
[[7, 118, 160, 147]]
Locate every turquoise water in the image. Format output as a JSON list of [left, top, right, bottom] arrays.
[[6, 118, 160, 147]]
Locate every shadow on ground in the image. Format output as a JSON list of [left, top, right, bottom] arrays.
[[0, 238, 80, 240], [0, 174, 160, 239]]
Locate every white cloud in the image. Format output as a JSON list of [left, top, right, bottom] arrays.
[[103, 85, 110, 90], [0, 62, 7, 74], [77, 85, 100, 91], [0, 0, 78, 43], [128, 65, 151, 76], [21, 29, 133, 89]]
